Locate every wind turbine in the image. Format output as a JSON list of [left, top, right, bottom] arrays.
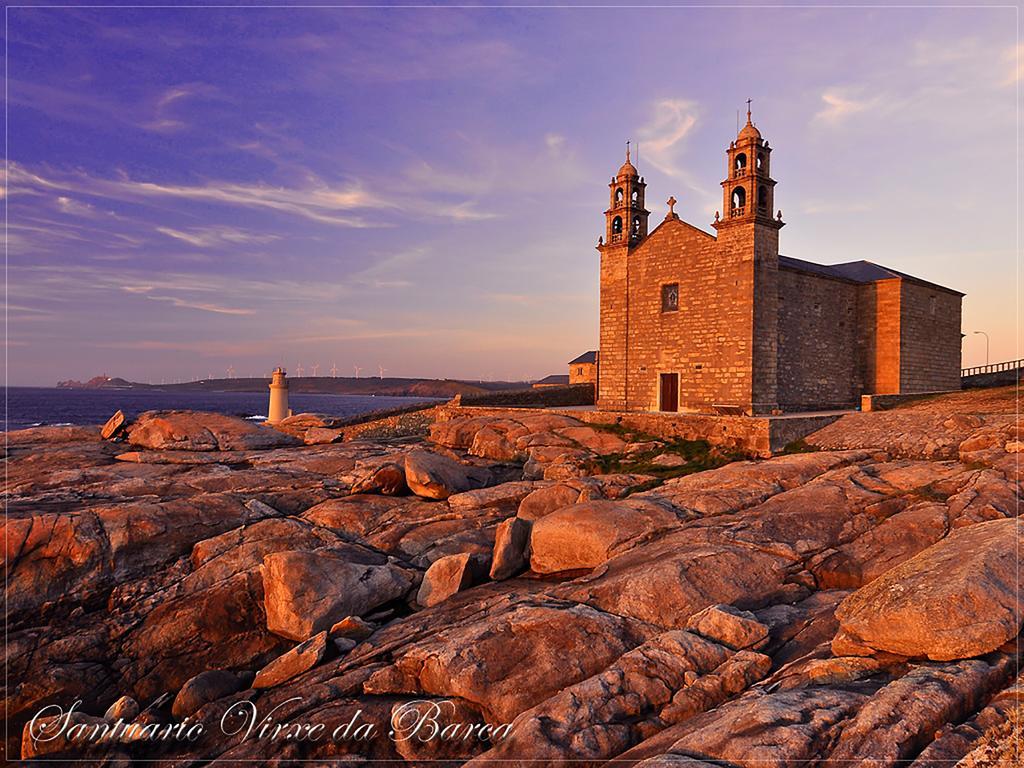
[[330, 362, 338, 377], [226, 365, 235, 379], [353, 365, 362, 378], [311, 363, 320, 377], [378, 365, 387, 379], [296, 363, 304, 377]]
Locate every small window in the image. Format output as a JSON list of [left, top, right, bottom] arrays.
[[615, 188, 624, 204], [577, 367, 583, 375], [661, 283, 679, 312], [612, 216, 623, 234], [930, 295, 937, 316], [631, 188, 639, 204]]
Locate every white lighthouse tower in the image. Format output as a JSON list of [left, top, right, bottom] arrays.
[[267, 367, 291, 424]]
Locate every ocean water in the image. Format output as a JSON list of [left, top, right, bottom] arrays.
[[3, 387, 437, 431]]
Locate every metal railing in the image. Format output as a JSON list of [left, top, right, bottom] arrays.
[[961, 359, 1024, 377]]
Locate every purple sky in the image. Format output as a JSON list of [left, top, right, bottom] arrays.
[[6, 4, 1020, 386]]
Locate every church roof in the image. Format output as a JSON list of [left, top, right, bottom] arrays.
[[778, 255, 964, 296], [569, 351, 598, 364]]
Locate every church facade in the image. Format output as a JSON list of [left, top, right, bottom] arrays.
[[597, 110, 963, 415]]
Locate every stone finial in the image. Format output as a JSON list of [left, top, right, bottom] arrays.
[[667, 196, 677, 215], [776, 210, 783, 221], [714, 211, 720, 222]]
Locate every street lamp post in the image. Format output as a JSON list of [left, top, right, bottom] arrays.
[[972, 331, 989, 367]]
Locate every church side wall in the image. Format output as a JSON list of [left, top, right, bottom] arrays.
[[622, 222, 753, 413], [776, 269, 860, 410], [899, 282, 963, 392]]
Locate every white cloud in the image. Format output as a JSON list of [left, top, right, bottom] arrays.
[[545, 133, 568, 153], [636, 99, 700, 179]]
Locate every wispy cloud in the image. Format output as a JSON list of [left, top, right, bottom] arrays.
[[813, 88, 876, 125], [8, 162, 388, 228], [118, 285, 254, 315], [636, 99, 700, 179], [155, 225, 281, 248]]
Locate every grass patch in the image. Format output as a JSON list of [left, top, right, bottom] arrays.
[[778, 438, 820, 455], [595, 437, 747, 492]]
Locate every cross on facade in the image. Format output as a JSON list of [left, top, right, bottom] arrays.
[[667, 196, 677, 216]]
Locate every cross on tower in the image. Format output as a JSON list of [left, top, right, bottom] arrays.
[[746, 98, 752, 120]]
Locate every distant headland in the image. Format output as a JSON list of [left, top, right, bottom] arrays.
[[54, 374, 531, 399]]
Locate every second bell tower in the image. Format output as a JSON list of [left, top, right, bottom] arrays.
[[603, 144, 650, 246]]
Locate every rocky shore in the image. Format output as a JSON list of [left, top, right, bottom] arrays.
[[4, 387, 1022, 766]]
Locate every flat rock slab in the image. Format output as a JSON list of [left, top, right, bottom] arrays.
[[833, 518, 1024, 660], [128, 410, 300, 451], [530, 499, 681, 573], [252, 631, 327, 689]]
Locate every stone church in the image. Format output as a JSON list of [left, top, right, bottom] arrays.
[[597, 108, 963, 415]]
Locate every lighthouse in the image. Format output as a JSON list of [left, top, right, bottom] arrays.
[[267, 367, 290, 424]]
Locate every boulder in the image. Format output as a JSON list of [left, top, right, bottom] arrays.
[[172, 670, 251, 719], [517, 483, 581, 521], [329, 616, 375, 641], [101, 410, 127, 440], [685, 604, 769, 651], [417, 553, 476, 607], [128, 410, 299, 451], [404, 449, 492, 500], [448, 481, 545, 513], [490, 517, 532, 580], [104, 694, 139, 722], [530, 499, 680, 573], [833, 518, 1024, 660], [252, 631, 328, 689], [350, 459, 408, 496], [262, 548, 415, 641]]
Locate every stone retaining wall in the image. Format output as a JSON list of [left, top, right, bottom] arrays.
[[434, 404, 842, 458]]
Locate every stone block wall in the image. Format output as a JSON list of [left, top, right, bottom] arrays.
[[569, 361, 597, 385], [898, 281, 962, 392], [777, 268, 860, 410]]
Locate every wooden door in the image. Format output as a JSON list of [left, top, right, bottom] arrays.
[[659, 373, 678, 412]]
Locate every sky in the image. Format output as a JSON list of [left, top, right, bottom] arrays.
[[6, 2, 1021, 386]]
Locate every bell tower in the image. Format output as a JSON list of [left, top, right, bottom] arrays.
[[597, 143, 650, 412], [714, 101, 782, 231], [602, 143, 649, 246], [713, 102, 783, 415]]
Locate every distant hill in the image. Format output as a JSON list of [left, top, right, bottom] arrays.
[[56, 375, 135, 390], [54, 375, 532, 399]]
